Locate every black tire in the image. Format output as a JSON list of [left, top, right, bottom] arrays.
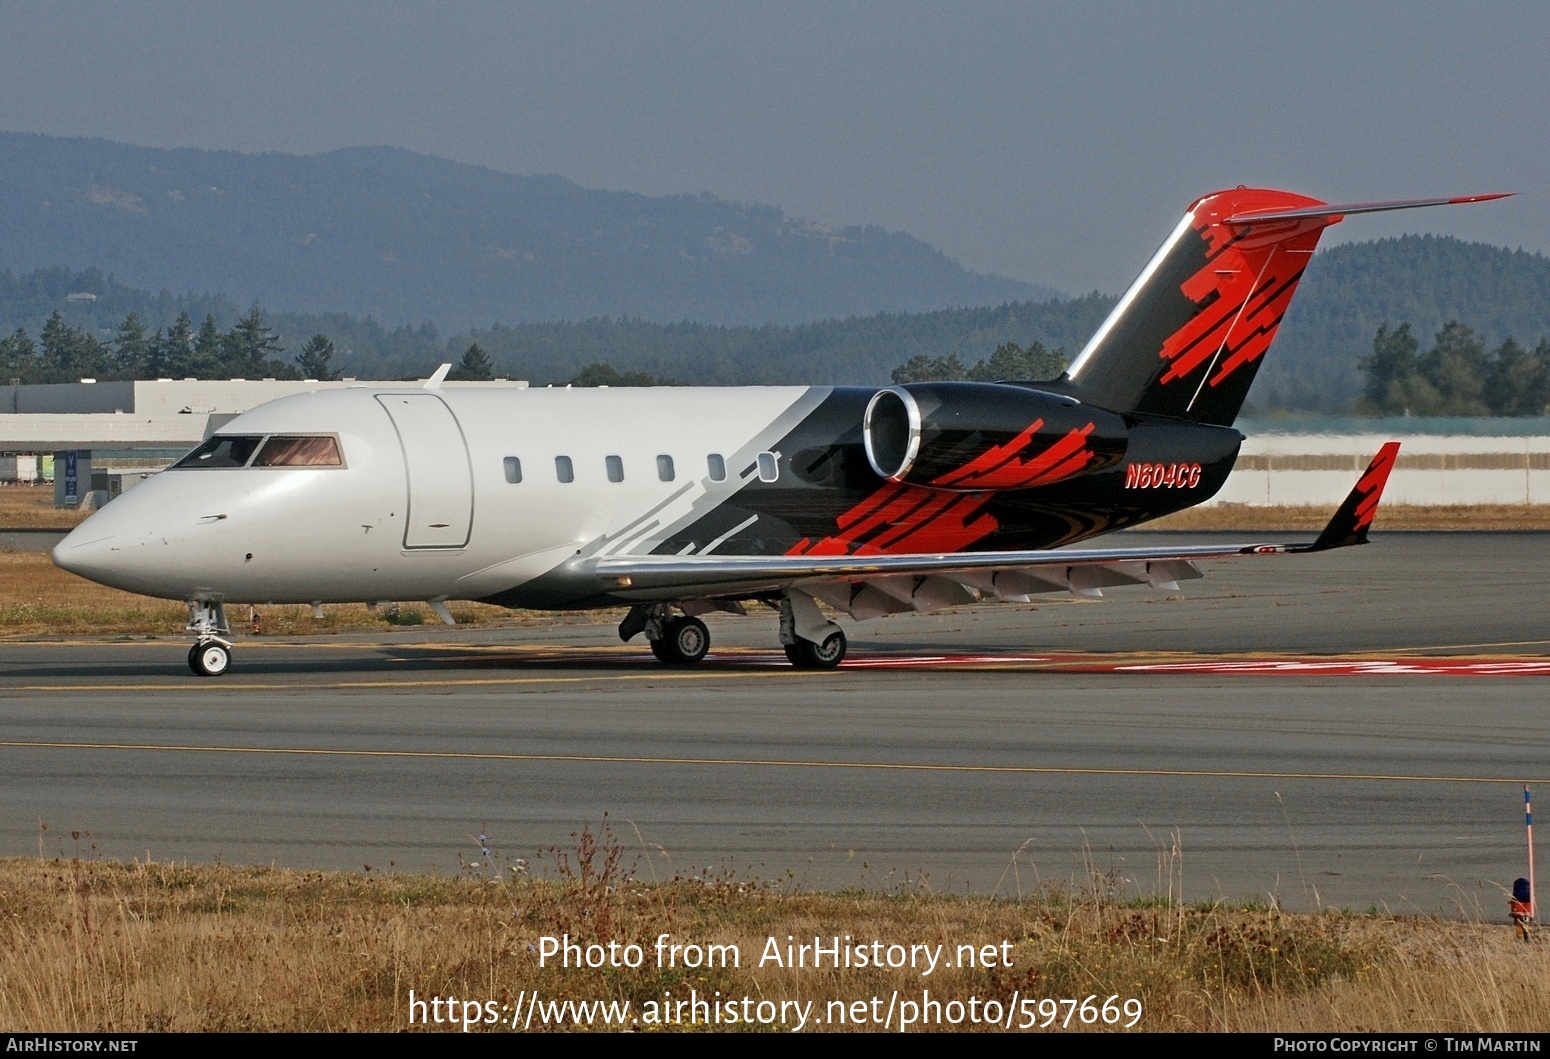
[[652, 616, 710, 665], [191, 642, 231, 677], [787, 630, 846, 669], [187, 644, 203, 674]]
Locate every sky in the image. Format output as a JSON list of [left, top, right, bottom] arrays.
[[1, 1, 1543, 296]]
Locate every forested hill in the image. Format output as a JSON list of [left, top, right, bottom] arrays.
[[0, 133, 1051, 329], [1254, 235, 1550, 411], [0, 265, 1113, 386], [3, 178, 1548, 407]]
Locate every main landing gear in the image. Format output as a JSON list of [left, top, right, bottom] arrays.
[[649, 615, 711, 665], [186, 601, 234, 677], [621, 604, 712, 666], [619, 595, 848, 669], [784, 630, 847, 669], [778, 592, 846, 669]]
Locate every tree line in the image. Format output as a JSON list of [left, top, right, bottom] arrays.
[[0, 307, 500, 385], [1359, 321, 1550, 416], [6, 299, 1548, 418], [889, 340, 1068, 384]]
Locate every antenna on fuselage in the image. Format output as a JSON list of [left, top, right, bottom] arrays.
[[424, 363, 452, 390]]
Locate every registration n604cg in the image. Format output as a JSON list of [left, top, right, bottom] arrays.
[[1124, 461, 1202, 489]]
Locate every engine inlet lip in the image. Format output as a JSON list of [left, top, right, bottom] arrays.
[[863, 387, 922, 480]]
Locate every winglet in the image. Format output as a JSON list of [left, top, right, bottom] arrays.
[[1302, 442, 1401, 552], [424, 363, 452, 389]]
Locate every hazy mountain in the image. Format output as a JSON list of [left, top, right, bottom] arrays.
[[4, 131, 1547, 412], [0, 132, 1055, 330]]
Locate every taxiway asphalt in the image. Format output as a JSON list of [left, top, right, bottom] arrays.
[[2, 532, 1546, 913]]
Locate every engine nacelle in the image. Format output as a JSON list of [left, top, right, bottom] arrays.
[[863, 382, 1127, 491]]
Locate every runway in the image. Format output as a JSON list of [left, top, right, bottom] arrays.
[[2, 532, 1547, 914]]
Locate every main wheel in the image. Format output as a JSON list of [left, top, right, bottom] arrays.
[[787, 629, 846, 669], [653, 616, 710, 665], [190, 642, 231, 677]]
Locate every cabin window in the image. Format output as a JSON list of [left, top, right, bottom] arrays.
[[170, 435, 264, 469], [657, 455, 675, 482], [555, 455, 574, 483], [757, 451, 779, 483], [252, 435, 344, 467], [707, 453, 726, 482], [606, 455, 624, 483], [503, 456, 522, 484]]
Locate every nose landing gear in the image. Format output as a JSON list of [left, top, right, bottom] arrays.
[[188, 641, 231, 677], [186, 601, 234, 677]]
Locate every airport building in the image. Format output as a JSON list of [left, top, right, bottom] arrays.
[[1, 377, 527, 507], [1215, 418, 1550, 508]]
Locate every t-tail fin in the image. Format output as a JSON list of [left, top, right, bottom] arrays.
[[1062, 189, 1510, 427]]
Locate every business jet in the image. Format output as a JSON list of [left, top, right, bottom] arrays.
[[52, 187, 1506, 675]]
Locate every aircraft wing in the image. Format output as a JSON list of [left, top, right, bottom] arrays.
[[591, 443, 1401, 615]]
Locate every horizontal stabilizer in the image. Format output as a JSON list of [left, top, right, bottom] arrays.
[[1225, 193, 1512, 226]]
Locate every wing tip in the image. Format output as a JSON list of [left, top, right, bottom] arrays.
[[1306, 442, 1401, 551]]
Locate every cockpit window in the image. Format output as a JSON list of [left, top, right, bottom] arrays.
[[171, 435, 265, 469], [252, 435, 344, 467], [169, 434, 343, 470]]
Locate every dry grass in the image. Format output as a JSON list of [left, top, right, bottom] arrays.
[[0, 553, 188, 634], [0, 553, 533, 636], [0, 840, 1544, 1033], [0, 485, 89, 528]]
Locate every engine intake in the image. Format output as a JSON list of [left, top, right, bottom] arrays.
[[863, 382, 1126, 491]]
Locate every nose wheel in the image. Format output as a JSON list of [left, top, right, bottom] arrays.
[[188, 641, 232, 677], [185, 600, 234, 676]]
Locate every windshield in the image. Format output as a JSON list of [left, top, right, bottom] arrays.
[[170, 434, 343, 470], [171, 435, 264, 469], [252, 435, 343, 467]]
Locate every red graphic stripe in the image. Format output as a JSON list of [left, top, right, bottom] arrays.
[[930, 423, 1096, 492], [930, 418, 1045, 489], [874, 493, 997, 553], [1159, 219, 1325, 388], [1206, 269, 1304, 384], [791, 421, 1106, 557], [1352, 442, 1400, 532], [789, 483, 999, 557]]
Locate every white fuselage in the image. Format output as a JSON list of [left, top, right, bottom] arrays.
[[53, 384, 829, 606]]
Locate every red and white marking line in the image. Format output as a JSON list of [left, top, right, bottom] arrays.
[[1107, 658, 1550, 676], [452, 644, 1550, 676], [835, 654, 1550, 676]]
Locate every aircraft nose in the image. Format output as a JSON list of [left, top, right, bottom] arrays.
[[52, 525, 120, 582]]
